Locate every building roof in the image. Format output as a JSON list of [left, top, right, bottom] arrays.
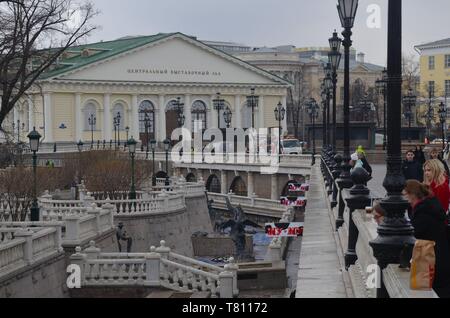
[[41, 33, 175, 79], [415, 38, 450, 51]]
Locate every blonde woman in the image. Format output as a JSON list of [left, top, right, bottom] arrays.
[[423, 159, 449, 213]]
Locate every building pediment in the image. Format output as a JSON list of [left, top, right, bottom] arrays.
[[50, 34, 289, 87]]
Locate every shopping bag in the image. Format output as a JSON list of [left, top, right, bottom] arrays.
[[410, 239, 436, 290]]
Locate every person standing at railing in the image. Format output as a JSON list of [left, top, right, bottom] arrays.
[[403, 180, 450, 298], [423, 160, 450, 213], [402, 150, 424, 182]]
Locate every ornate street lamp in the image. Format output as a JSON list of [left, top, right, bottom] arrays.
[[329, 30, 343, 150], [150, 139, 157, 187], [77, 140, 84, 185], [246, 88, 259, 129], [402, 88, 417, 143], [163, 139, 171, 186], [376, 69, 388, 150], [12, 120, 26, 144], [213, 93, 225, 129], [125, 126, 130, 148], [321, 81, 328, 148], [144, 113, 151, 159], [223, 106, 233, 129], [113, 112, 122, 149], [306, 98, 319, 166], [439, 102, 447, 151], [27, 127, 42, 222], [337, 0, 359, 185], [88, 114, 96, 149], [324, 69, 333, 147], [274, 102, 286, 163], [369, 0, 415, 298], [127, 137, 137, 200]]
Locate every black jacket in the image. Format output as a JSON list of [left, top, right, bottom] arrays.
[[439, 158, 450, 177], [412, 197, 450, 298], [402, 160, 424, 182]]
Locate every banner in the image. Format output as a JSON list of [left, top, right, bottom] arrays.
[[265, 222, 304, 237], [280, 196, 307, 207], [288, 183, 310, 193]]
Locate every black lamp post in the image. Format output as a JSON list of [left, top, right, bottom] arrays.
[[144, 113, 151, 159], [113, 112, 121, 149], [246, 88, 259, 129], [369, 0, 416, 299], [163, 139, 171, 186], [439, 102, 447, 151], [403, 88, 417, 143], [127, 137, 137, 200], [329, 31, 342, 151], [27, 127, 41, 222], [307, 98, 319, 166], [274, 102, 286, 163], [223, 106, 232, 129], [88, 114, 96, 149], [376, 69, 388, 150], [321, 82, 328, 149], [324, 69, 333, 148], [335, 0, 358, 229], [12, 120, 26, 144], [213, 93, 225, 130], [77, 140, 84, 184], [125, 126, 130, 148], [150, 139, 157, 187]]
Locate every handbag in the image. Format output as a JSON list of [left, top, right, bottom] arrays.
[[410, 240, 436, 291]]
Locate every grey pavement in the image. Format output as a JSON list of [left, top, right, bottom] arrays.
[[296, 164, 348, 298]]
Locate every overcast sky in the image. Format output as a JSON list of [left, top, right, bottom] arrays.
[[88, 0, 450, 66]]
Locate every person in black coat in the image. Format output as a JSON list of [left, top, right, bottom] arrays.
[[404, 180, 450, 298], [402, 150, 424, 182]]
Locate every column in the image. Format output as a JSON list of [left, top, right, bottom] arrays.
[[235, 95, 242, 129], [211, 95, 218, 128], [271, 174, 279, 201], [28, 96, 34, 132], [44, 93, 53, 143], [184, 94, 192, 131], [159, 95, 166, 142], [221, 170, 228, 194], [75, 93, 83, 142], [247, 172, 254, 196], [103, 93, 111, 142], [132, 95, 140, 141], [281, 96, 288, 134], [258, 95, 265, 129]]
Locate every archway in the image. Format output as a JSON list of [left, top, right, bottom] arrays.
[[206, 175, 221, 193], [186, 173, 197, 183], [230, 177, 247, 197], [139, 100, 155, 145], [155, 171, 168, 179]]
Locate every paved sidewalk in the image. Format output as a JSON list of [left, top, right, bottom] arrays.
[[296, 164, 348, 298]]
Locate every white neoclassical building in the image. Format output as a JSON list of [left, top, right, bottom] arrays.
[[9, 33, 290, 146]]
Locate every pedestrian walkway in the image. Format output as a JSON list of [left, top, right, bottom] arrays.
[[296, 164, 349, 298]]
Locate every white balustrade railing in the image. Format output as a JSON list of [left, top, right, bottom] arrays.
[[0, 227, 62, 277], [208, 193, 286, 215], [71, 240, 237, 298]]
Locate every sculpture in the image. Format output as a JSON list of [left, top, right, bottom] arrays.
[[116, 222, 133, 253], [219, 197, 261, 260]]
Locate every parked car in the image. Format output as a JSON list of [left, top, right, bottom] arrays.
[[281, 139, 303, 155]]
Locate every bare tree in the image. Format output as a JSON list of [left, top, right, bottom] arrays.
[[285, 71, 313, 140], [0, 0, 98, 131], [402, 54, 420, 92]]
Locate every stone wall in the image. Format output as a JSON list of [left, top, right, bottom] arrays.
[[0, 253, 68, 298], [185, 194, 213, 234]]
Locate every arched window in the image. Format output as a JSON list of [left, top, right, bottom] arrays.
[[192, 100, 207, 131], [139, 100, 155, 135], [84, 102, 97, 131], [186, 173, 197, 183], [230, 177, 248, 197], [112, 103, 125, 131], [206, 175, 221, 193]]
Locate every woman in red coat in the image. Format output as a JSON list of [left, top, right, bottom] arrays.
[[424, 159, 450, 213]]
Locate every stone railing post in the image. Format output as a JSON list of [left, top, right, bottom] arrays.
[[331, 155, 343, 209], [344, 167, 372, 270], [250, 193, 257, 207], [39, 191, 53, 220], [85, 241, 101, 260], [15, 230, 34, 265], [87, 203, 101, 235], [219, 271, 234, 298], [145, 249, 161, 287], [158, 191, 169, 211], [55, 225, 64, 252], [83, 192, 95, 208], [69, 247, 86, 284], [64, 214, 80, 242], [101, 203, 115, 229], [225, 257, 239, 297], [266, 239, 282, 263], [78, 180, 87, 201], [155, 240, 171, 259]]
